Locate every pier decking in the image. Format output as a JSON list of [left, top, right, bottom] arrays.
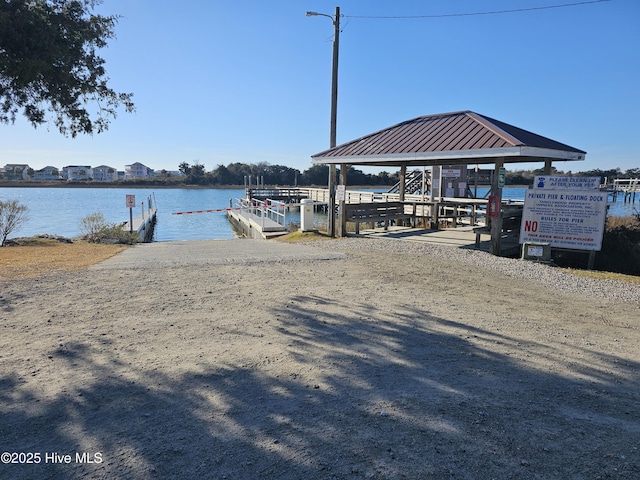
[[351, 224, 493, 250], [121, 193, 158, 242], [228, 187, 515, 253], [124, 208, 157, 242], [226, 200, 288, 239], [232, 187, 517, 246]]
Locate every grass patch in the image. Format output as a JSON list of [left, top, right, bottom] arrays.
[[564, 268, 640, 285], [0, 241, 128, 280]]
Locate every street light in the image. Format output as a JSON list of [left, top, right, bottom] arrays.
[[307, 7, 340, 237]]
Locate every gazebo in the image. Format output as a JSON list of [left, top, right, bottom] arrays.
[[310, 110, 587, 254]]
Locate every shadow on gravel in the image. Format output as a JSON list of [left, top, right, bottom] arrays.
[[1, 295, 639, 479]]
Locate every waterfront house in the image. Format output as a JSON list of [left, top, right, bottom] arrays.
[[32, 166, 62, 181], [125, 162, 153, 180], [92, 165, 119, 182], [3, 164, 31, 181], [63, 165, 93, 181]]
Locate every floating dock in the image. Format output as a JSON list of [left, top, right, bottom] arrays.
[[124, 208, 157, 242], [123, 194, 158, 242], [226, 200, 288, 239]]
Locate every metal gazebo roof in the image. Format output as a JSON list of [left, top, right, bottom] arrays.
[[311, 110, 586, 167]]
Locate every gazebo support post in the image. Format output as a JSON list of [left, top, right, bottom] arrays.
[[328, 165, 336, 237], [490, 158, 505, 256], [430, 165, 441, 229], [338, 163, 348, 237], [399, 164, 407, 226], [544, 159, 552, 175]]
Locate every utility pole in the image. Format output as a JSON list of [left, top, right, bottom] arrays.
[[327, 6, 340, 237], [307, 6, 340, 237]]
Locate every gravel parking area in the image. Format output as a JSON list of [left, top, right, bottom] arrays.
[[1, 238, 638, 479]]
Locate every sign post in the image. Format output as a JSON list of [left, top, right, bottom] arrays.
[[126, 195, 136, 233]]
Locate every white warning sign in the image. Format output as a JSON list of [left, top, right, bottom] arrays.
[[520, 188, 607, 251]]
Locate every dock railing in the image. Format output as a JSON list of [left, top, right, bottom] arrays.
[[236, 198, 288, 229], [608, 178, 640, 192], [300, 187, 494, 227], [305, 187, 407, 204], [247, 186, 523, 228], [602, 178, 640, 203], [123, 193, 157, 242]]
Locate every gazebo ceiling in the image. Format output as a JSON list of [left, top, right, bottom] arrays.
[[311, 110, 586, 167]]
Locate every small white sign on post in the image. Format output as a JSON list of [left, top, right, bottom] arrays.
[[336, 185, 346, 202], [126, 195, 136, 233]]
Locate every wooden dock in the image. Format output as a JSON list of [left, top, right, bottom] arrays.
[[606, 178, 639, 203], [121, 193, 158, 242], [226, 200, 288, 239], [124, 208, 157, 242], [246, 188, 307, 203], [353, 225, 492, 250], [235, 186, 523, 256]]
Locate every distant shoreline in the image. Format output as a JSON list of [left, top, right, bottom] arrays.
[[0, 182, 398, 190], [0, 181, 245, 189], [0, 182, 530, 190]]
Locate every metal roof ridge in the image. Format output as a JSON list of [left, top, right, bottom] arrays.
[[310, 110, 586, 159], [472, 112, 586, 154], [311, 110, 475, 158], [465, 111, 524, 147]]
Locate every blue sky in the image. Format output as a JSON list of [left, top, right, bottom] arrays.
[[2, 0, 638, 174]]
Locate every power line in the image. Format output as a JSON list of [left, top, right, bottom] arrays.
[[344, 0, 612, 19]]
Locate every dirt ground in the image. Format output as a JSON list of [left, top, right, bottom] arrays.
[[1, 238, 639, 479]]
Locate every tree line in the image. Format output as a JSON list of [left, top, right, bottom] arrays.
[[161, 162, 639, 187], [4, 162, 636, 187], [172, 161, 399, 187]]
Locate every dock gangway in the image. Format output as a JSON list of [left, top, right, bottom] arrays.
[[226, 198, 289, 239]]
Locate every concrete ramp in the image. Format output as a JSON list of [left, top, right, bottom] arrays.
[[90, 239, 345, 270]]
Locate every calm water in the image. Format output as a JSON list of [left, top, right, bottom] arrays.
[[0, 187, 245, 241], [1, 186, 637, 242]]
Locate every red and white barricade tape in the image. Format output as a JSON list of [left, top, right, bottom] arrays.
[[172, 200, 322, 216]]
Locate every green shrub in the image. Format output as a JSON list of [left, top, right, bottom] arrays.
[[80, 212, 138, 244]]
